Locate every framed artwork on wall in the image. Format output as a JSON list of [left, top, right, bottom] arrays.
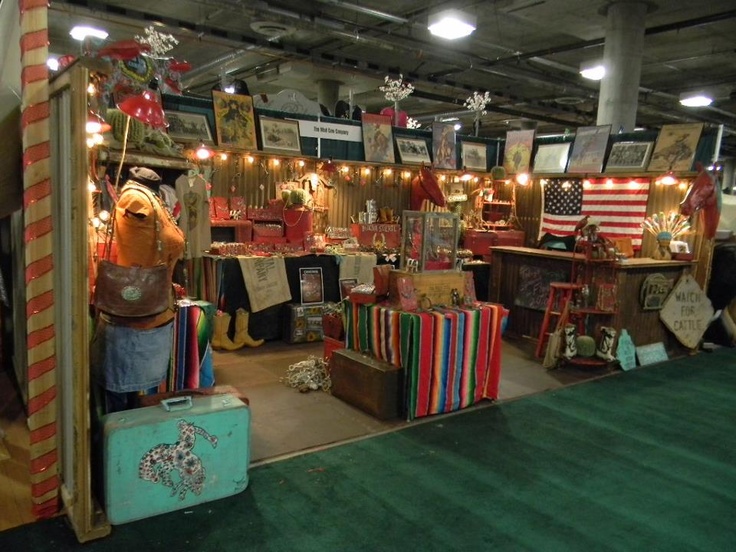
[[605, 141, 654, 171], [396, 137, 431, 164], [212, 90, 258, 151], [362, 113, 395, 163], [461, 142, 487, 171], [567, 124, 612, 173], [259, 116, 302, 154], [164, 111, 214, 145], [532, 142, 571, 173], [432, 122, 457, 170], [647, 123, 704, 172], [503, 129, 535, 174]]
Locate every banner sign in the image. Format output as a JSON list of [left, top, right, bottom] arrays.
[[297, 120, 362, 142]]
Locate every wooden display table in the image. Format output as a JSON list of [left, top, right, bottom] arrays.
[[489, 246, 695, 354]]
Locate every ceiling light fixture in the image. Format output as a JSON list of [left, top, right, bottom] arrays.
[[679, 92, 713, 107], [428, 9, 476, 40], [580, 60, 605, 81], [69, 25, 109, 41]]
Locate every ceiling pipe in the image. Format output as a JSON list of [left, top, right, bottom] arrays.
[[312, 0, 409, 25]]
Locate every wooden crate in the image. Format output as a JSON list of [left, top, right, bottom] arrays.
[[388, 269, 465, 307]]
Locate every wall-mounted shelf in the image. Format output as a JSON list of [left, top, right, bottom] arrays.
[[108, 151, 194, 170]]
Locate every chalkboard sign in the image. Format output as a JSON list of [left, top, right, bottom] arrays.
[[635, 342, 668, 366], [514, 264, 569, 311]]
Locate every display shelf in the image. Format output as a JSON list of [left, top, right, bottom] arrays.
[[108, 150, 193, 170]]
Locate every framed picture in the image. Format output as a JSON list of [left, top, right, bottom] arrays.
[[396, 137, 431, 164], [605, 141, 654, 171], [432, 122, 457, 170], [532, 142, 571, 173], [339, 278, 358, 301], [362, 113, 395, 163], [503, 129, 535, 174], [647, 123, 704, 172], [164, 110, 214, 145], [259, 116, 302, 154], [212, 90, 258, 151], [567, 124, 612, 173], [461, 142, 487, 171], [299, 267, 324, 305]]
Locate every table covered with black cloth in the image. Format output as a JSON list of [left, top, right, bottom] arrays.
[[212, 254, 341, 340]]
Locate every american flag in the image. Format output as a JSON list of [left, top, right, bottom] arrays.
[[539, 178, 650, 247]]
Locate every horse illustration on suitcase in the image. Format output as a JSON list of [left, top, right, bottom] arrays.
[[138, 419, 218, 500]]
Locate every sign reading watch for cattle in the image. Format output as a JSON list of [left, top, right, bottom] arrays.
[[659, 274, 714, 349]]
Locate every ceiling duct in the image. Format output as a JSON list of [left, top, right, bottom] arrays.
[[250, 20, 296, 40]]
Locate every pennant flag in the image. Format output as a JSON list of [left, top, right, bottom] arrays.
[[539, 178, 650, 247]]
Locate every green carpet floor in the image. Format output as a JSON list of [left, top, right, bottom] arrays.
[[3, 348, 736, 551]]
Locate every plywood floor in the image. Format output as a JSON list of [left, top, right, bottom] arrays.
[[0, 336, 609, 532]]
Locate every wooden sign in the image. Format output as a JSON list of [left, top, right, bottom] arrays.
[[658, 274, 714, 349]]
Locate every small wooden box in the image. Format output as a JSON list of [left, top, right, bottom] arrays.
[[330, 349, 404, 420], [388, 269, 465, 307], [323, 336, 345, 362]]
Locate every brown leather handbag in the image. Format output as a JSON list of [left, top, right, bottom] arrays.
[[93, 186, 170, 318]]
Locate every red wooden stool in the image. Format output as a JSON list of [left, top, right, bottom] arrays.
[[535, 282, 583, 358]]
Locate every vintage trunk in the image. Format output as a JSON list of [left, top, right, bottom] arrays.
[[102, 394, 250, 525], [330, 349, 404, 420]]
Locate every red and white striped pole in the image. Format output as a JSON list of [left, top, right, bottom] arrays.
[[19, 0, 59, 519]]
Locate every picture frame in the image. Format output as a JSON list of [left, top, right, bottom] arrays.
[[503, 129, 535, 174], [432, 122, 457, 170], [299, 267, 324, 305], [605, 141, 654, 171], [396, 137, 431, 165], [647, 123, 704, 172], [211, 90, 258, 151], [532, 142, 571, 173], [567, 124, 612, 174], [461, 142, 487, 171], [362, 113, 395, 163], [339, 278, 358, 301], [259, 116, 302, 154], [164, 110, 215, 145]]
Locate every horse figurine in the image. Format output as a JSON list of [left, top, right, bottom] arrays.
[[680, 162, 721, 239], [410, 166, 446, 211]]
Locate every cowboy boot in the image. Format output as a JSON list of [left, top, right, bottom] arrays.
[[233, 308, 265, 348], [211, 312, 243, 351], [596, 326, 617, 361], [562, 323, 577, 359]]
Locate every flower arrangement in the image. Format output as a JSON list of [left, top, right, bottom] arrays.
[[464, 90, 492, 115], [406, 117, 422, 129], [464, 91, 492, 136], [641, 211, 691, 241], [379, 74, 414, 102], [135, 25, 179, 58]]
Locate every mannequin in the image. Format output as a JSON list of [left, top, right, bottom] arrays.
[[91, 166, 185, 412]]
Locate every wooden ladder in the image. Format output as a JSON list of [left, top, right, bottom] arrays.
[[535, 282, 584, 358]]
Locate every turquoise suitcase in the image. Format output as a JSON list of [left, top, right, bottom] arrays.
[[102, 394, 250, 525]]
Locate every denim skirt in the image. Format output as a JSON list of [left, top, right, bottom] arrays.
[[91, 318, 173, 393]]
